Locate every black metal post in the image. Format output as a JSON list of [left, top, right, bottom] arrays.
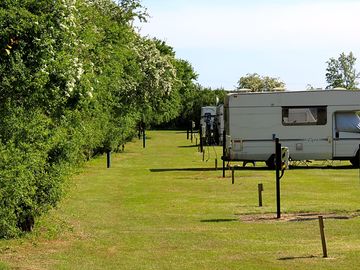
[[187, 127, 189, 140], [275, 138, 281, 218], [199, 124, 203, 153], [143, 127, 146, 148], [258, 183, 263, 207], [231, 166, 235, 184], [107, 150, 111, 168], [189, 120, 193, 142], [222, 129, 226, 178], [190, 125, 193, 142], [318, 216, 328, 258]]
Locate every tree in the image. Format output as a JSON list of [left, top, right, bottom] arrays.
[[237, 73, 285, 92], [133, 37, 179, 126], [170, 59, 198, 126], [325, 52, 360, 89], [0, 0, 205, 238], [0, 0, 165, 238]]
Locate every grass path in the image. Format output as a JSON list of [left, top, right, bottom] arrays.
[[1, 130, 360, 269]]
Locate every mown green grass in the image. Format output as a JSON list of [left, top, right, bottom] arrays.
[[1, 130, 360, 269]]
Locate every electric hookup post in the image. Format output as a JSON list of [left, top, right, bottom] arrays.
[[187, 124, 189, 140], [275, 138, 289, 219], [258, 183, 263, 207], [143, 125, 146, 149], [107, 150, 111, 168], [222, 130, 226, 178], [191, 121, 195, 142], [199, 124, 204, 152]]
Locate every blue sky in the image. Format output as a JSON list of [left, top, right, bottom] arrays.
[[137, 0, 360, 90]]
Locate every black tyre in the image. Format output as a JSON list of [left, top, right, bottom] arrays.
[[350, 152, 360, 167], [266, 154, 276, 169]]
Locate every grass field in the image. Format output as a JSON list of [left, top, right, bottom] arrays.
[[1, 130, 360, 269]]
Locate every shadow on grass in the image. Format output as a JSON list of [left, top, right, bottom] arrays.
[[227, 166, 271, 171], [150, 164, 355, 173], [289, 215, 350, 222], [200, 218, 238, 223], [278, 255, 317, 260], [238, 211, 360, 223], [177, 145, 198, 148], [289, 165, 354, 170], [150, 168, 218, 172], [224, 165, 354, 171]]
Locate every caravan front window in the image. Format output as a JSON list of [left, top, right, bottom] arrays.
[[282, 106, 327, 126], [335, 111, 360, 133]]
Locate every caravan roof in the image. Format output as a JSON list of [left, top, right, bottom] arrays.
[[226, 90, 360, 108]]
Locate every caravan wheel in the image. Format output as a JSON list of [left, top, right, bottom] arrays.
[[266, 154, 276, 170], [350, 152, 360, 168]]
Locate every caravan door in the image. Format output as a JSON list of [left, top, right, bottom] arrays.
[[333, 111, 360, 158], [281, 106, 331, 160]]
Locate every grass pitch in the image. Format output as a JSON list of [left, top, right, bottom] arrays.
[[1, 130, 360, 269]]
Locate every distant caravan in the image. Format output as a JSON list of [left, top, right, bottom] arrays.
[[200, 106, 217, 145], [222, 89, 360, 168], [215, 104, 224, 145]]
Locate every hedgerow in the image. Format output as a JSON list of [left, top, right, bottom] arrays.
[[0, 0, 201, 238]]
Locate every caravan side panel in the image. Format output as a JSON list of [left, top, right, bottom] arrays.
[[224, 91, 345, 162], [228, 106, 279, 161]]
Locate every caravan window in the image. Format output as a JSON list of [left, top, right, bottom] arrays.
[[282, 106, 327, 126], [335, 111, 360, 133]]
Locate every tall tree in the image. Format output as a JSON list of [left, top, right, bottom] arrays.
[[0, 0, 190, 238], [134, 37, 178, 126], [325, 52, 360, 89], [237, 73, 285, 92]]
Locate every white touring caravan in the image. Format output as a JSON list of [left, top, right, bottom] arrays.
[[215, 104, 224, 145], [223, 90, 360, 168], [200, 106, 216, 130], [200, 106, 217, 144]]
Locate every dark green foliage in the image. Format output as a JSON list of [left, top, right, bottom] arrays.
[[0, 0, 221, 237], [0, 107, 63, 238], [237, 73, 285, 92], [189, 86, 226, 128], [160, 84, 227, 129], [0, 0, 202, 238]]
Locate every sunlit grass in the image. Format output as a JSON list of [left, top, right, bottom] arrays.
[[1, 130, 360, 269]]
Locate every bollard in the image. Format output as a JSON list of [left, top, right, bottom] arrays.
[[199, 125, 203, 152], [231, 166, 235, 184], [215, 158, 218, 170], [143, 128, 146, 148], [222, 160, 226, 178], [318, 216, 328, 258], [258, 183, 263, 207], [107, 150, 111, 168], [190, 121, 193, 142], [222, 130, 226, 178], [202, 149, 205, 161], [275, 138, 281, 218]]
